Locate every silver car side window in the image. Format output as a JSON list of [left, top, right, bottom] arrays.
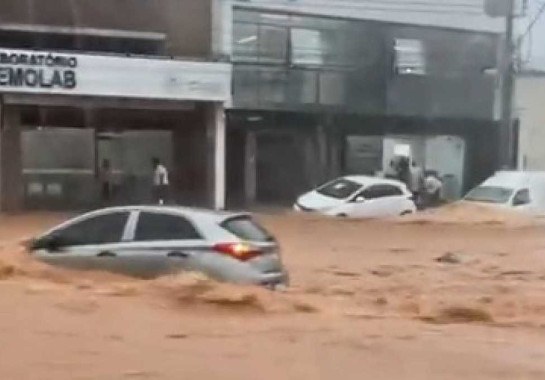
[[55, 212, 130, 246], [134, 212, 202, 241]]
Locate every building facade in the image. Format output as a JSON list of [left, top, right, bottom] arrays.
[[516, 71, 545, 171], [222, 1, 504, 205], [0, 0, 507, 211], [0, 0, 231, 211]]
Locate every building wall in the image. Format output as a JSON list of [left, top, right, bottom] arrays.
[[517, 75, 545, 170], [230, 8, 499, 120], [0, 0, 213, 58], [231, 0, 506, 33], [385, 25, 498, 119]]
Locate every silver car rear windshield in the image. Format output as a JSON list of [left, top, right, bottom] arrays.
[[221, 216, 274, 242], [465, 186, 513, 204], [317, 179, 362, 199]]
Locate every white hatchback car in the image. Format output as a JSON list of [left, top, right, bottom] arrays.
[[294, 175, 416, 218]]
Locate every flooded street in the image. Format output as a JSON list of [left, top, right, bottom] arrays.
[[2, 209, 545, 380]]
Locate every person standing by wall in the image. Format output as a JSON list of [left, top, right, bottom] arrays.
[[152, 157, 169, 205]]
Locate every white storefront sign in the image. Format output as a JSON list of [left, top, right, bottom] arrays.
[[0, 48, 232, 102]]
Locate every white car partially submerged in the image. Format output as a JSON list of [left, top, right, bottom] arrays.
[[464, 171, 545, 216], [294, 175, 416, 218]]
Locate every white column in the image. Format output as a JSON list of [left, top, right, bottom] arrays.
[[207, 102, 226, 210], [211, 0, 233, 60], [329, 135, 342, 178], [316, 125, 328, 183]]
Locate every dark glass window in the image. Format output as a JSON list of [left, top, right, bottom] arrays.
[[465, 186, 513, 204], [260, 69, 289, 104], [59, 212, 129, 246], [291, 28, 324, 66], [221, 216, 274, 242], [233, 22, 259, 62], [513, 189, 530, 206], [319, 72, 345, 105], [289, 70, 318, 104], [362, 184, 403, 199], [258, 25, 288, 63], [233, 66, 260, 106], [232, 22, 288, 64], [135, 212, 201, 241], [291, 27, 350, 68], [318, 179, 362, 199], [231, 9, 358, 111]]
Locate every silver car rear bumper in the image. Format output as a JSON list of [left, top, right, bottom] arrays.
[[256, 270, 290, 287]]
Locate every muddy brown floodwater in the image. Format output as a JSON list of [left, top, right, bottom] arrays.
[[1, 205, 545, 380]]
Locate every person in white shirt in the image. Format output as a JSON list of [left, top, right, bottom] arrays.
[[152, 157, 169, 204], [424, 171, 443, 208], [409, 161, 425, 203]]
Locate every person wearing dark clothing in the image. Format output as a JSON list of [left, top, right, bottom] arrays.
[[397, 156, 411, 188]]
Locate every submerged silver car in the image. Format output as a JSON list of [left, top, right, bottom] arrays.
[[28, 206, 288, 286]]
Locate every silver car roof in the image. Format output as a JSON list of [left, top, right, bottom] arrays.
[[42, 205, 252, 238], [95, 205, 250, 223]]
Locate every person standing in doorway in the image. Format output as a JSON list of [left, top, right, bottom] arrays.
[[99, 159, 113, 205], [152, 157, 169, 205]]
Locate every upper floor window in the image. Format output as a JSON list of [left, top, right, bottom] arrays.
[[233, 21, 288, 64], [291, 28, 324, 66], [393, 38, 427, 76], [233, 10, 354, 69]]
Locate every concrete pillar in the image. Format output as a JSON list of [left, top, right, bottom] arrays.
[[206, 103, 226, 210], [301, 133, 318, 189], [244, 131, 257, 205], [316, 125, 328, 184], [0, 104, 23, 211], [328, 132, 343, 179], [211, 0, 233, 61]]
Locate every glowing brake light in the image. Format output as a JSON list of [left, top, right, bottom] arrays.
[[213, 243, 262, 261]]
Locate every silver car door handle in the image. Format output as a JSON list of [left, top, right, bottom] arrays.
[[97, 251, 116, 257], [167, 251, 189, 258]]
